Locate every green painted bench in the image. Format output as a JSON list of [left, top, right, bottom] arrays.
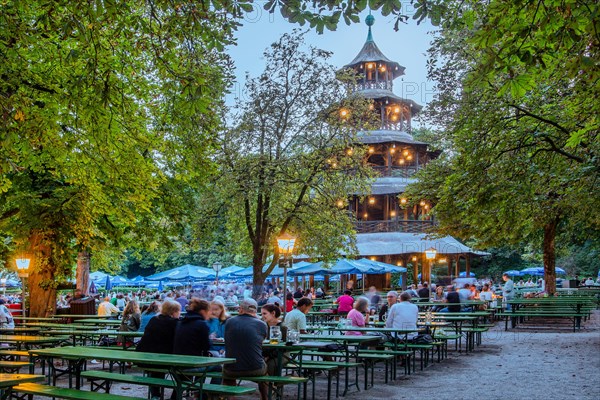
[[81, 370, 255, 399], [11, 383, 145, 400], [497, 311, 587, 331]]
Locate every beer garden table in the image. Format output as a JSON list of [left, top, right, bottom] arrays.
[[0, 335, 67, 351], [0, 374, 45, 400], [28, 346, 235, 400]]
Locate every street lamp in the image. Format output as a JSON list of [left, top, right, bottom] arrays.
[[277, 233, 296, 317], [424, 247, 437, 287], [16, 257, 31, 318], [212, 262, 223, 286], [1, 278, 6, 296]]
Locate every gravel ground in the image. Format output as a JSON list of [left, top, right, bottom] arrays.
[[41, 310, 600, 400]]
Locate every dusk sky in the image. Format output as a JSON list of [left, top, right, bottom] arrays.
[[227, 6, 436, 118]]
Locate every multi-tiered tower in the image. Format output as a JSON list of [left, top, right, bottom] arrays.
[[342, 16, 481, 286]]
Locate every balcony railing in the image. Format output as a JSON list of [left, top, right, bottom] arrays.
[[370, 165, 419, 178], [355, 81, 393, 92], [354, 219, 434, 234]]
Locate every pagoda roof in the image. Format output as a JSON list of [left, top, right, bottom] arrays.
[[357, 130, 428, 146], [358, 89, 423, 113], [343, 16, 405, 79], [356, 232, 491, 256]]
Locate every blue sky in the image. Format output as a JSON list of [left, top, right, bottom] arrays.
[[226, 6, 436, 116]]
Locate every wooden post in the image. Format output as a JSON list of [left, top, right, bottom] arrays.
[[465, 255, 471, 277]]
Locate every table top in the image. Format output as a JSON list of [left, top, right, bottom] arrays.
[[0, 335, 67, 344], [0, 327, 41, 334], [0, 374, 45, 388], [42, 329, 143, 337], [28, 346, 234, 369], [23, 323, 102, 330], [298, 334, 382, 343], [76, 319, 122, 325]]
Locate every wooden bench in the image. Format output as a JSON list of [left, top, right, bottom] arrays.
[[183, 370, 307, 400], [81, 370, 255, 399], [11, 382, 145, 400], [497, 311, 587, 331], [0, 360, 33, 373]]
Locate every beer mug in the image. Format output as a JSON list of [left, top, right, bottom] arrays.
[[269, 326, 281, 344]]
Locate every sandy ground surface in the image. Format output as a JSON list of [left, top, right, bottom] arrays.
[[25, 310, 600, 400]]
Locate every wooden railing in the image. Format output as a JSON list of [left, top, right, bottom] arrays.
[[370, 165, 419, 178], [354, 219, 434, 234]]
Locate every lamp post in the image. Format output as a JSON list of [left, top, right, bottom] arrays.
[[16, 257, 31, 318], [424, 247, 437, 289], [1, 278, 6, 296], [212, 262, 223, 287], [277, 233, 296, 317]]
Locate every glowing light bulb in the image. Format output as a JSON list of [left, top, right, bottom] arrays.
[[407, 155, 413, 160], [399, 159, 405, 165], [368, 197, 375, 205], [368, 147, 375, 154], [400, 198, 407, 205], [337, 200, 344, 208], [403, 150, 409, 156], [420, 200, 426, 206], [340, 109, 348, 118], [390, 211, 396, 217]]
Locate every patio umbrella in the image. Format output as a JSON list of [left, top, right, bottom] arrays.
[[88, 281, 97, 294], [89, 271, 109, 282], [504, 270, 522, 276], [157, 280, 163, 291], [146, 264, 214, 281], [111, 276, 131, 286], [218, 266, 246, 278], [459, 271, 476, 278], [104, 275, 112, 291], [555, 267, 566, 275], [520, 267, 545, 276], [287, 262, 328, 277], [355, 258, 407, 273]]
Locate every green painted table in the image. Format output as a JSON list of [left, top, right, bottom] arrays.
[[0, 335, 67, 351], [0, 328, 41, 335], [0, 374, 45, 400], [29, 346, 234, 400], [41, 329, 143, 348], [299, 334, 380, 395], [75, 319, 122, 326]]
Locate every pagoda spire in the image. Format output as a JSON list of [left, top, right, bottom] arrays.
[[366, 12, 375, 43]]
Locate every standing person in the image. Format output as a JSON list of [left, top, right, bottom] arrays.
[[136, 300, 181, 399], [118, 299, 141, 347], [378, 291, 398, 321], [345, 297, 369, 335], [173, 298, 210, 357], [223, 299, 268, 400], [206, 300, 229, 357], [335, 290, 354, 316], [283, 297, 313, 334], [97, 296, 119, 317], [502, 273, 515, 310], [385, 291, 419, 341]]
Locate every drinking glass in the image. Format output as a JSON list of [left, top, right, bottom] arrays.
[[269, 326, 281, 344]]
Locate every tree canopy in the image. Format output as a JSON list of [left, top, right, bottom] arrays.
[[194, 32, 377, 295], [406, 0, 599, 293]]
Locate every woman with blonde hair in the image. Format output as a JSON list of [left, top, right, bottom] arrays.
[[206, 300, 229, 356]]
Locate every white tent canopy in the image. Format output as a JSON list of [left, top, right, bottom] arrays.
[[355, 232, 490, 256]]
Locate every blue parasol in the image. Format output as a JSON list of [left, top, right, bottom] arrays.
[[104, 275, 112, 291]]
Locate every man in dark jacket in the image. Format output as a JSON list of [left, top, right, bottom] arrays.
[[440, 285, 461, 312], [173, 298, 210, 357], [417, 283, 430, 301]]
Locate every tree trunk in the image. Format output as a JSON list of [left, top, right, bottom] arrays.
[[27, 232, 57, 317], [76, 251, 90, 295], [543, 217, 559, 295]]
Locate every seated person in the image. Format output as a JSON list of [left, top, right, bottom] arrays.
[[385, 291, 419, 341], [283, 297, 313, 334], [261, 303, 288, 375], [440, 285, 461, 312], [136, 300, 181, 399], [345, 296, 369, 335], [223, 298, 268, 400], [173, 298, 210, 357]]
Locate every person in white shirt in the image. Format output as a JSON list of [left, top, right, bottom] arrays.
[[97, 296, 119, 316], [385, 292, 418, 340], [283, 297, 313, 333]]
